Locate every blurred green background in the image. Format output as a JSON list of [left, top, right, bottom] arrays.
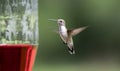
[[34, 0, 120, 71]]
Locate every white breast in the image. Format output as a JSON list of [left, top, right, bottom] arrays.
[[61, 26, 67, 32], [59, 26, 68, 37]]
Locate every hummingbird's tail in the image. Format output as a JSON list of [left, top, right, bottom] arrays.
[[68, 47, 75, 54]]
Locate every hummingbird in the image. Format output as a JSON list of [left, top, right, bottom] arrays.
[[49, 19, 87, 54]]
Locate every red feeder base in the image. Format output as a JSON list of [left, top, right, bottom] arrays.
[[0, 44, 37, 71]]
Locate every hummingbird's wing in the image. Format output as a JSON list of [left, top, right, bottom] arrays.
[[67, 26, 88, 36], [47, 27, 59, 34], [53, 30, 59, 34]]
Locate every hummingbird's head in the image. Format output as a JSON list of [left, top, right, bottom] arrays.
[[48, 18, 65, 26], [57, 19, 65, 26]]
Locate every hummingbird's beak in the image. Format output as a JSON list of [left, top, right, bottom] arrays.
[[48, 19, 57, 21]]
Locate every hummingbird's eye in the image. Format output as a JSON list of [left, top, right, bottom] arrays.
[[59, 21, 62, 23]]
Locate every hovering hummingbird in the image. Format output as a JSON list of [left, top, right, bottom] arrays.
[[49, 19, 87, 54]]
